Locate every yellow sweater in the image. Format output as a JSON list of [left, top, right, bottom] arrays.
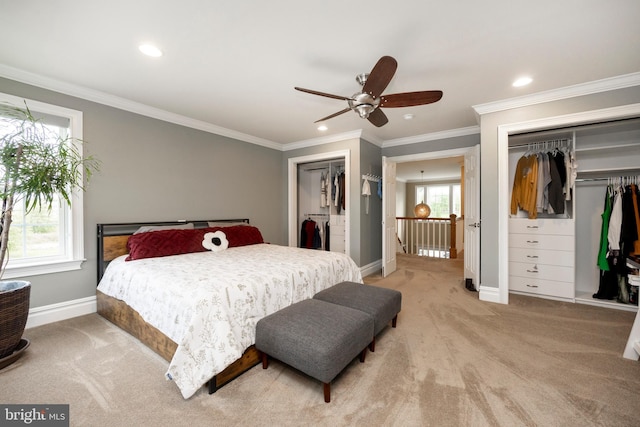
[[511, 154, 538, 219]]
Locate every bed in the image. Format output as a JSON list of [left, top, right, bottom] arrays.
[[95, 219, 363, 399]]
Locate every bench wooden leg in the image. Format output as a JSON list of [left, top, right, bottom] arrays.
[[392, 314, 398, 328], [261, 352, 269, 369], [323, 382, 331, 403], [369, 337, 376, 352], [359, 347, 367, 363]]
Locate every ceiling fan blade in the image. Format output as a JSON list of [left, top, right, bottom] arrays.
[[314, 108, 352, 123], [295, 87, 352, 101], [380, 90, 443, 108], [362, 56, 397, 99], [367, 108, 389, 127]]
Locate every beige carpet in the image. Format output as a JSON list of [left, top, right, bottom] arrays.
[[2, 254, 640, 426]]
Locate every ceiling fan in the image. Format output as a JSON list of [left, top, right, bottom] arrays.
[[295, 56, 443, 127]]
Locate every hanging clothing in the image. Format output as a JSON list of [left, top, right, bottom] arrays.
[[320, 172, 328, 207], [362, 178, 371, 215], [631, 184, 640, 256], [333, 172, 340, 211], [300, 219, 322, 249], [607, 189, 623, 252], [536, 153, 551, 213], [621, 184, 639, 257], [547, 153, 564, 214], [324, 221, 330, 251], [511, 154, 539, 219], [594, 182, 640, 302], [597, 188, 613, 271], [510, 144, 575, 218]]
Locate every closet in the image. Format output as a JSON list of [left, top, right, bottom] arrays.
[[297, 159, 346, 253], [508, 118, 640, 310]]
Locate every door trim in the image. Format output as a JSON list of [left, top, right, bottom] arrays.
[[497, 103, 640, 305], [385, 145, 476, 270], [287, 150, 351, 256]]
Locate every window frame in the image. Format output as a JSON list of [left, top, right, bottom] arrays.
[[1, 92, 86, 279], [415, 182, 461, 218]]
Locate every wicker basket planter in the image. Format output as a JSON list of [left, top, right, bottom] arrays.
[[0, 280, 30, 360]]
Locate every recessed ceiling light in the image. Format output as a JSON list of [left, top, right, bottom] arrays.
[[317, 124, 328, 131], [512, 76, 532, 87], [403, 113, 414, 120], [139, 44, 163, 57]]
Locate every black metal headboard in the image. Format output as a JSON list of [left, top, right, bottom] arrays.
[[96, 218, 250, 283]]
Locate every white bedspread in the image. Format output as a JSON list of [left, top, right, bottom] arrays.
[[96, 243, 363, 398]]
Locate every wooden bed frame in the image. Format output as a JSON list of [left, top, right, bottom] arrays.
[[96, 219, 260, 394]]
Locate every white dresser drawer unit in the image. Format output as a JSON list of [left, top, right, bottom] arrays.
[[509, 233, 574, 251], [508, 218, 575, 300], [509, 247, 574, 267], [509, 261, 574, 283], [509, 275, 574, 299], [509, 218, 574, 235]]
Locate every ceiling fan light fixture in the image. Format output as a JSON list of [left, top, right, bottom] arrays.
[[295, 56, 443, 127], [355, 104, 374, 119]]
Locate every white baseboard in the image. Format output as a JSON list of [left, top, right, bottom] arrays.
[[361, 259, 382, 278], [26, 296, 97, 329], [478, 285, 502, 304]]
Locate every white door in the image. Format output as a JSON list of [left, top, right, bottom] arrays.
[[464, 144, 480, 290], [382, 156, 397, 277]]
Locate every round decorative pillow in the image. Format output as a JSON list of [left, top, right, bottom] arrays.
[[202, 231, 229, 252]]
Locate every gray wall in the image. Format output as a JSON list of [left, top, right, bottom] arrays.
[[0, 77, 285, 309], [478, 86, 640, 289], [359, 139, 382, 266]]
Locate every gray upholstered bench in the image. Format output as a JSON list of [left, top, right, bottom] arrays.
[[313, 281, 402, 352], [255, 298, 374, 403]]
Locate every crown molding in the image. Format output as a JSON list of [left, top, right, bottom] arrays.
[[360, 130, 384, 147], [0, 63, 282, 150], [282, 129, 363, 151], [472, 72, 640, 117], [382, 125, 480, 148]]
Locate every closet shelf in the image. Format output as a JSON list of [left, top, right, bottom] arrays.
[[574, 292, 639, 312], [576, 167, 640, 177], [575, 141, 640, 152]]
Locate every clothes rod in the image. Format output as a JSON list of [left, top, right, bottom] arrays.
[[508, 138, 572, 150], [576, 176, 640, 183]]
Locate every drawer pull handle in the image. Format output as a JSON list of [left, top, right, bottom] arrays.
[[526, 255, 538, 259], [526, 240, 539, 244], [526, 269, 538, 273], [526, 284, 539, 288], [526, 225, 539, 229]]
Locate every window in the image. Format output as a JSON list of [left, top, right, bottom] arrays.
[[1, 93, 86, 278], [416, 183, 461, 218]]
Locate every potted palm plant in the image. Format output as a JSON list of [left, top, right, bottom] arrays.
[[0, 101, 98, 367]]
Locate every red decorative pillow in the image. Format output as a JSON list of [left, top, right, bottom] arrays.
[[205, 225, 264, 247], [125, 225, 264, 261], [126, 228, 208, 261]]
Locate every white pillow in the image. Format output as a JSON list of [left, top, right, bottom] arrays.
[[207, 221, 248, 227], [202, 231, 229, 252], [133, 223, 194, 234]]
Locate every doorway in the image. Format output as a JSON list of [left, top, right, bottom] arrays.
[[287, 150, 351, 256], [383, 146, 479, 282]]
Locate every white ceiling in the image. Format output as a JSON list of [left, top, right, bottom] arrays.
[[1, 1, 639, 151]]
